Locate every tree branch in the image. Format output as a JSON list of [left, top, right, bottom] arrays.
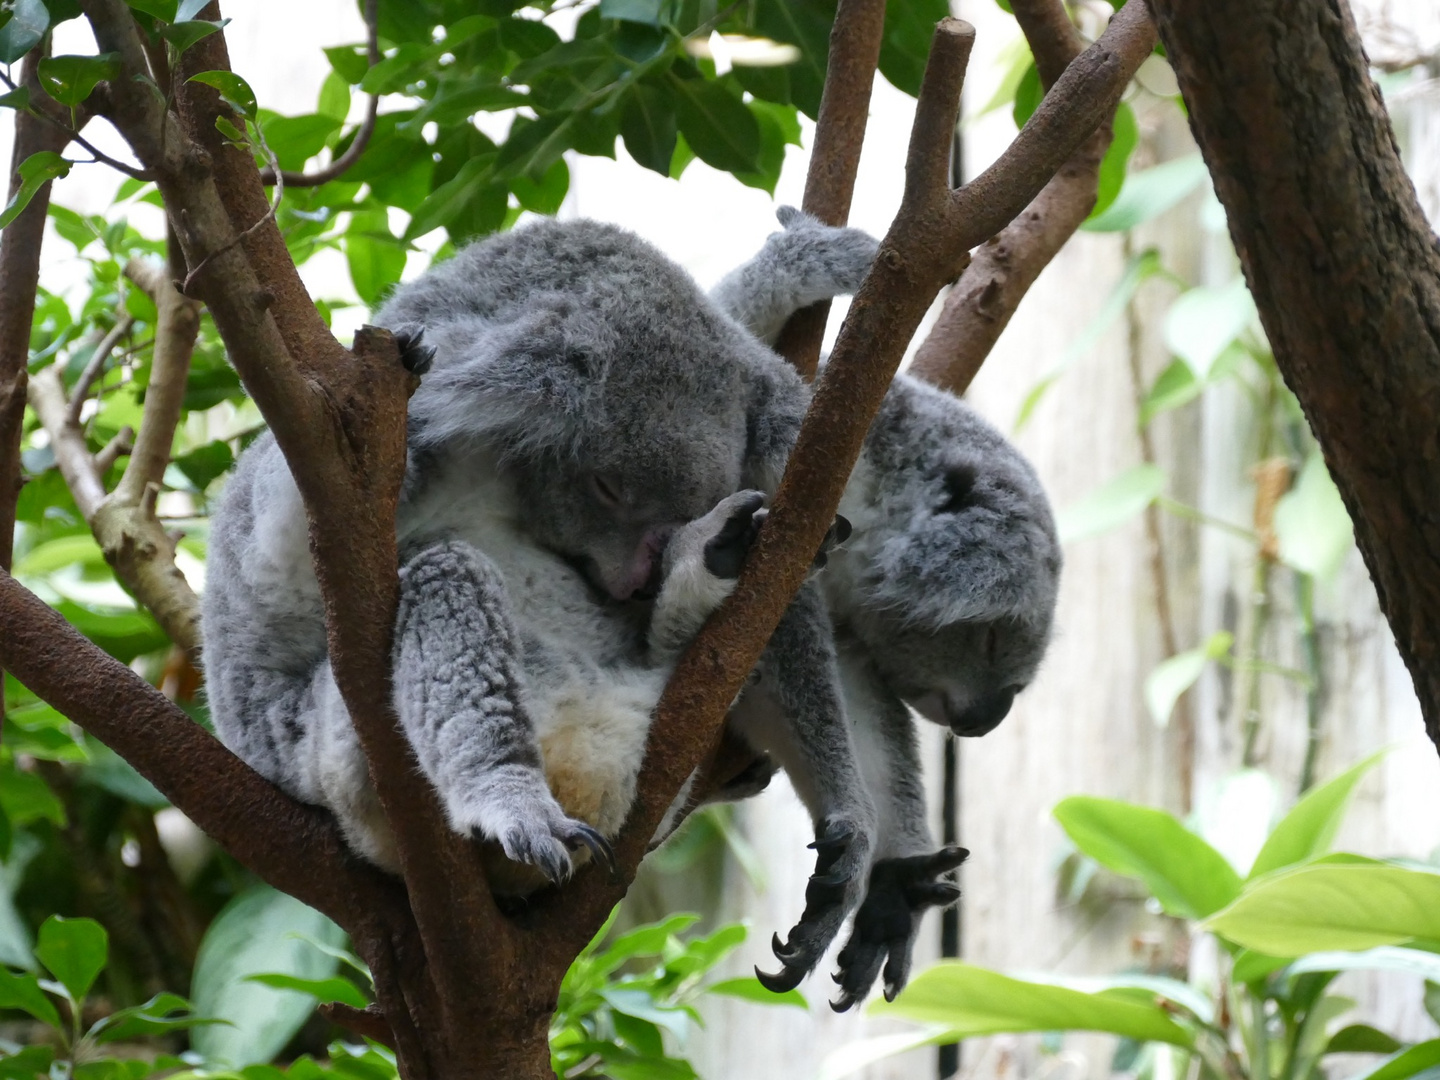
[[910, 3, 1155, 393], [0, 570, 395, 929], [258, 0, 380, 189], [66, 313, 135, 426], [1148, 0, 1440, 755], [772, 0, 887, 380]]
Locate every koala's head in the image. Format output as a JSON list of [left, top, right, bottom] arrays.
[[382, 220, 805, 600], [835, 375, 1061, 737]]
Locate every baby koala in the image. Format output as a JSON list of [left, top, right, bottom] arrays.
[[709, 208, 1062, 1008]]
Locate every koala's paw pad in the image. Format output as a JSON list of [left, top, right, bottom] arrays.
[[394, 326, 436, 376], [702, 491, 766, 580]]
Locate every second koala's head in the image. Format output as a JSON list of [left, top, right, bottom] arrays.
[[376, 219, 805, 601], [831, 374, 1062, 737]]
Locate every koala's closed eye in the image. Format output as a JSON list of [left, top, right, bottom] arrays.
[[938, 464, 978, 514]]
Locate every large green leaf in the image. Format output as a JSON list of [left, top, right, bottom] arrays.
[[1054, 797, 1241, 920], [1274, 451, 1353, 581], [0, 0, 49, 64], [1207, 864, 1440, 956], [0, 152, 71, 230], [35, 916, 108, 1003], [871, 962, 1194, 1047], [1163, 276, 1256, 378], [345, 209, 406, 305], [669, 76, 760, 174], [1287, 946, 1440, 983], [190, 886, 346, 1067], [1249, 753, 1383, 879], [0, 966, 61, 1029], [877, 0, 950, 99], [37, 53, 121, 107], [1084, 154, 1209, 233], [1055, 463, 1166, 544], [620, 84, 677, 175], [1353, 1041, 1440, 1080]]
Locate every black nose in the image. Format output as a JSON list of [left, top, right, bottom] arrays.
[[949, 686, 1017, 737]]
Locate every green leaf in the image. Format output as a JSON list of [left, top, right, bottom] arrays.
[[317, 70, 351, 121], [0, 152, 71, 230], [345, 209, 406, 306], [0, 85, 30, 110], [1091, 102, 1139, 220], [324, 44, 369, 84], [1056, 463, 1166, 544], [0, 765, 65, 827], [1163, 276, 1256, 378], [261, 113, 342, 171], [0, 0, 48, 64], [820, 1028, 955, 1080], [0, 1045, 54, 1079], [244, 973, 367, 1009], [1250, 753, 1383, 879], [90, 991, 221, 1044], [1084, 154, 1209, 233], [1353, 1041, 1440, 1080], [1274, 451, 1352, 581], [158, 17, 227, 53], [621, 84, 677, 176], [669, 75, 760, 174], [752, 0, 829, 118], [600, 0, 662, 23], [36, 916, 108, 1003], [877, 0, 950, 99], [37, 54, 121, 107], [1011, 62, 1041, 127], [1231, 948, 1292, 985], [1207, 864, 1440, 955], [871, 962, 1194, 1046], [1325, 1024, 1403, 1055], [188, 70, 257, 119], [510, 157, 569, 215], [13, 532, 105, 576], [1288, 946, 1440, 985], [403, 156, 493, 240], [125, 0, 178, 20], [191, 886, 347, 1067], [171, 439, 236, 492], [0, 966, 61, 1029], [1054, 797, 1241, 919], [1139, 358, 1203, 426], [600, 988, 691, 1041], [1144, 631, 1232, 727], [706, 976, 807, 1009], [175, 0, 211, 20]]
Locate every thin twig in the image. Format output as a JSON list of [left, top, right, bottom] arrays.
[[67, 312, 135, 426]]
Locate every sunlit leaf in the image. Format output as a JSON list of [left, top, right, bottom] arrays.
[[158, 18, 227, 53], [38, 53, 121, 107], [90, 991, 222, 1043], [1250, 752, 1383, 879], [1144, 631, 1231, 727], [188, 70, 258, 119], [36, 916, 108, 1003], [244, 972, 367, 1009], [1352, 1041, 1440, 1080]]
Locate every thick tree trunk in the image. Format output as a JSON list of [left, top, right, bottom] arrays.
[[1150, 0, 1440, 754]]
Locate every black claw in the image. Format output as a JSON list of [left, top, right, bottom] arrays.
[[755, 964, 806, 995], [833, 514, 852, 545], [830, 992, 859, 1013], [770, 931, 788, 956], [567, 824, 619, 882], [394, 327, 436, 376]]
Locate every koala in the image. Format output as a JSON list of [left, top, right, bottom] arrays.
[[203, 220, 875, 911], [708, 209, 1062, 1008]]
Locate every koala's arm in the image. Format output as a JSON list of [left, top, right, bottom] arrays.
[[709, 207, 879, 346]]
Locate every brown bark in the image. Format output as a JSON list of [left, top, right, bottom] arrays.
[[773, 0, 887, 380], [1149, 0, 1440, 754]]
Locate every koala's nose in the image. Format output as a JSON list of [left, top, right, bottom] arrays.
[[948, 686, 1017, 737]]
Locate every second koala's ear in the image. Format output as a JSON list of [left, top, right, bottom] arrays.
[[776, 205, 810, 229]]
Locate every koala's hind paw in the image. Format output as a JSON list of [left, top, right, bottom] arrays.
[[701, 491, 766, 579], [811, 514, 852, 571], [393, 326, 436, 376], [473, 785, 618, 885], [829, 845, 968, 1012], [755, 816, 871, 994]]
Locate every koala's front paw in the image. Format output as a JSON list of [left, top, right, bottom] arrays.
[[460, 774, 618, 886], [393, 325, 436, 376], [756, 815, 872, 994], [811, 513, 852, 571], [774, 205, 880, 295], [829, 845, 968, 1012], [700, 490, 766, 579]]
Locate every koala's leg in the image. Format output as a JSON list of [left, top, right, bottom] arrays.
[[709, 207, 879, 345], [828, 683, 966, 1012], [393, 540, 615, 883], [736, 584, 878, 995]]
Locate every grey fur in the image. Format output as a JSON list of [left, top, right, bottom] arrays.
[[710, 208, 1061, 1006]]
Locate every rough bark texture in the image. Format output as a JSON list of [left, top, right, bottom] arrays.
[[1150, 0, 1440, 753]]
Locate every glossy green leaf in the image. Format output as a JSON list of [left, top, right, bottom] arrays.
[[510, 157, 569, 215], [1144, 631, 1232, 727], [1231, 948, 1292, 985], [172, 439, 236, 493], [1163, 276, 1255, 378], [1084, 154, 1209, 233], [36, 916, 108, 1003], [188, 70, 258, 119], [0, 85, 29, 110], [669, 76, 760, 174], [158, 17, 227, 52], [175, 0, 212, 21], [877, 0, 951, 99], [244, 972, 367, 1009], [90, 991, 221, 1043], [0, 152, 71, 230], [1326, 1024, 1403, 1055], [1011, 62, 1041, 127], [1288, 946, 1440, 985], [1274, 451, 1353, 581], [621, 84, 677, 176], [1354, 1041, 1440, 1080], [0, 0, 48, 64], [1056, 463, 1166, 544], [324, 44, 369, 84], [820, 1028, 954, 1080], [871, 962, 1194, 1046], [125, 0, 178, 20], [191, 886, 346, 1066], [37, 53, 121, 107], [1250, 753, 1383, 879], [1091, 102, 1139, 220], [344, 209, 406, 305], [0, 1044, 54, 1078], [261, 113, 342, 171], [706, 976, 807, 1009], [404, 156, 492, 240], [752, 0, 829, 118], [1207, 864, 1440, 955], [0, 966, 61, 1029], [1054, 797, 1241, 919]]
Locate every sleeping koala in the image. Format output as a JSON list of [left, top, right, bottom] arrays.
[[709, 209, 1062, 1007], [203, 219, 872, 904]]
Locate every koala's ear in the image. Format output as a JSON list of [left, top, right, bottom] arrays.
[[405, 304, 602, 456], [742, 357, 808, 492]]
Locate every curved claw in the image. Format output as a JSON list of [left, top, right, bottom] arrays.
[[567, 824, 619, 882], [755, 963, 806, 995]]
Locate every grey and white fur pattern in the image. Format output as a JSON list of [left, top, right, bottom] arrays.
[[203, 220, 874, 908], [709, 208, 1061, 1008]]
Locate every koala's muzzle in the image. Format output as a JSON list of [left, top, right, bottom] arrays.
[[947, 686, 1017, 737]]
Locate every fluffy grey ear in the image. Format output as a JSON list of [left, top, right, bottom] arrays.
[[776, 205, 807, 228], [741, 359, 808, 492], [405, 301, 606, 458]]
